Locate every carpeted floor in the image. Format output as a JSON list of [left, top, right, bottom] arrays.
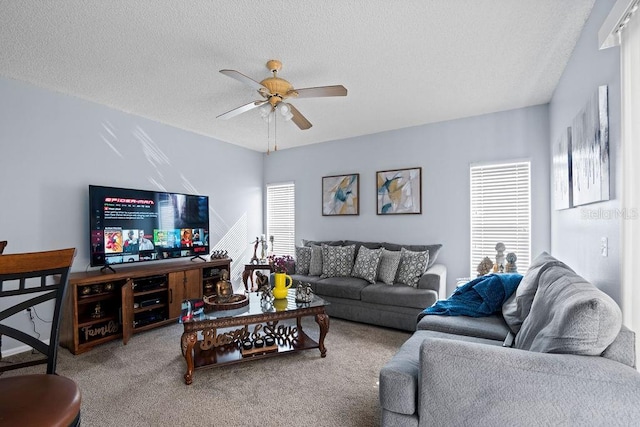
[[3, 317, 410, 426]]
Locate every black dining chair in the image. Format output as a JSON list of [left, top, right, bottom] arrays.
[[0, 247, 81, 426]]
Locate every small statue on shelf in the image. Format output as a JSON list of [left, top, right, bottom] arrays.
[[494, 242, 506, 273], [505, 252, 518, 273], [255, 271, 269, 289], [250, 237, 260, 265], [210, 250, 228, 260], [477, 257, 494, 277], [259, 235, 267, 263]]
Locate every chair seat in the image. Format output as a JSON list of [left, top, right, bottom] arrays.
[[0, 374, 81, 427]]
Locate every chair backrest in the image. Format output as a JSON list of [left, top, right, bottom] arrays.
[[0, 241, 6, 254], [0, 248, 75, 374]]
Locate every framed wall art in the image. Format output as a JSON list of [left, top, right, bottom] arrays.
[[552, 127, 573, 210], [322, 173, 359, 216], [571, 85, 609, 206], [376, 167, 422, 215]]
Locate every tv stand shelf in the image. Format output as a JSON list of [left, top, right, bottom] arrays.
[[60, 257, 232, 355]]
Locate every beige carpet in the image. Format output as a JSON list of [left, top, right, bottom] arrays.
[[3, 317, 410, 426]]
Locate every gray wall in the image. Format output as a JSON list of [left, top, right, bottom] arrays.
[[549, 0, 622, 303], [0, 77, 263, 354], [265, 104, 551, 295]]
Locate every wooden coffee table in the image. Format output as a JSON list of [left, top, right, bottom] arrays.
[[180, 292, 329, 384]]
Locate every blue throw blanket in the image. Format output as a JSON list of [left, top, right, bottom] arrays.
[[421, 273, 523, 317]]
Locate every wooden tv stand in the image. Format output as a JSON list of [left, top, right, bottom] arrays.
[[60, 257, 232, 355]]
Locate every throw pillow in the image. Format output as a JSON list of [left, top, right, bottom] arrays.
[[320, 244, 356, 278], [295, 246, 311, 275], [308, 245, 323, 276], [513, 265, 622, 355], [377, 249, 402, 285], [502, 252, 575, 334], [395, 248, 429, 287], [351, 246, 383, 284]]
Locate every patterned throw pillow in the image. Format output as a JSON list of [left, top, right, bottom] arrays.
[[351, 246, 383, 284], [295, 246, 312, 275], [377, 249, 402, 285], [320, 244, 356, 278], [309, 245, 323, 276], [395, 248, 429, 287]]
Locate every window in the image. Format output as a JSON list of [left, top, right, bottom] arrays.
[[470, 161, 531, 276], [266, 182, 295, 257]]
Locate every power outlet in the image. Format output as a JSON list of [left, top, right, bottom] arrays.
[[601, 237, 608, 257]]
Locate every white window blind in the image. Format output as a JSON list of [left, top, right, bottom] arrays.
[[266, 183, 295, 257], [470, 161, 531, 276]]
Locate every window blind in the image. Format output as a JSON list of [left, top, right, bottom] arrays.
[[470, 161, 531, 276], [266, 183, 295, 257]]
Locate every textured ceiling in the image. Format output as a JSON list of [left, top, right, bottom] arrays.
[[0, 0, 595, 152]]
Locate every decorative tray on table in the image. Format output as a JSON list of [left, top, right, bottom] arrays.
[[202, 294, 249, 311]]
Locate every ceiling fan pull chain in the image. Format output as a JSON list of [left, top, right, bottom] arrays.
[[274, 110, 278, 151], [266, 114, 271, 155]]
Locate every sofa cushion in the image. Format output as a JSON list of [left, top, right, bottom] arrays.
[[395, 248, 429, 287], [379, 330, 501, 416], [502, 251, 575, 334], [351, 246, 383, 284], [361, 284, 437, 310], [314, 276, 369, 300], [514, 266, 622, 355], [378, 249, 402, 285], [309, 245, 323, 276], [294, 246, 311, 275], [321, 244, 356, 278], [382, 242, 442, 269], [416, 314, 510, 341]]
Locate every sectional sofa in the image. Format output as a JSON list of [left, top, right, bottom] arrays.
[[289, 240, 446, 332], [379, 252, 640, 425]]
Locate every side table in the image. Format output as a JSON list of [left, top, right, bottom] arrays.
[[242, 263, 273, 292]]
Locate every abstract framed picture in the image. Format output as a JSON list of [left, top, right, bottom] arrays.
[[552, 127, 573, 210], [571, 85, 609, 207], [322, 174, 359, 216], [376, 167, 422, 215]]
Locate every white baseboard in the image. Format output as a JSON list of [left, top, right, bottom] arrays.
[[1, 339, 50, 359]]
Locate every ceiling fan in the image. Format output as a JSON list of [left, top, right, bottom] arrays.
[[216, 59, 347, 130]]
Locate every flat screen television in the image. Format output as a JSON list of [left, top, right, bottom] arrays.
[[89, 185, 210, 268]]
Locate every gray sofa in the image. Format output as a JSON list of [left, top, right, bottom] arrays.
[[379, 252, 640, 425], [289, 240, 447, 332]]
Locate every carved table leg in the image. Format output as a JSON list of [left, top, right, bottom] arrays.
[[315, 312, 329, 357], [182, 332, 198, 385], [242, 269, 251, 292]]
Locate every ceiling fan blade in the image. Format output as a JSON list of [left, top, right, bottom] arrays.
[[286, 103, 312, 130], [217, 100, 267, 120], [220, 69, 267, 92], [287, 85, 347, 98]]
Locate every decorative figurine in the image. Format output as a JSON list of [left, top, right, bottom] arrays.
[[250, 237, 260, 265], [494, 242, 506, 272], [259, 235, 267, 263], [258, 283, 273, 301], [477, 257, 494, 277], [210, 250, 228, 260], [269, 235, 275, 258], [215, 269, 234, 303], [91, 302, 104, 319], [295, 282, 313, 303], [255, 271, 269, 288], [505, 252, 518, 273]]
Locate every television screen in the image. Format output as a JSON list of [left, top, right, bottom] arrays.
[[89, 185, 210, 267]]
